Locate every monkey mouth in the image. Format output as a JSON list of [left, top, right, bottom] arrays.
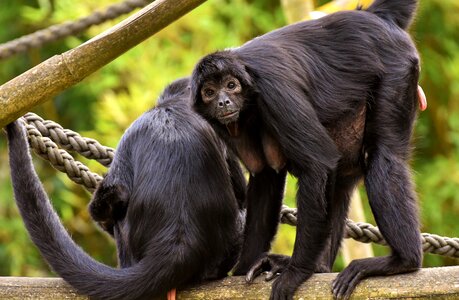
[[218, 111, 239, 124], [218, 111, 240, 136]]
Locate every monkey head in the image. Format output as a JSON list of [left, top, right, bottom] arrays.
[[191, 51, 255, 136], [200, 75, 243, 125]]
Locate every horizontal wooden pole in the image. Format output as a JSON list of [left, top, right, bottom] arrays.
[[0, 266, 458, 299], [0, 0, 206, 128]]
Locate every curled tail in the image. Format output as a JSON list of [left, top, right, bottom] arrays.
[[5, 120, 185, 300], [366, 0, 418, 30]]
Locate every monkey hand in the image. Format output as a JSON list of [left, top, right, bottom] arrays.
[[246, 254, 313, 300], [232, 251, 273, 276], [269, 266, 313, 300], [245, 253, 291, 283]]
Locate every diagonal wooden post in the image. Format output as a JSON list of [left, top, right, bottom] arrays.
[[0, 0, 206, 128]]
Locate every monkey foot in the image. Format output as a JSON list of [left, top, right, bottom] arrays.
[[332, 260, 366, 300]]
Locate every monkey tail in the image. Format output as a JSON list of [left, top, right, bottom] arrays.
[[366, 0, 418, 30], [5, 120, 189, 300]]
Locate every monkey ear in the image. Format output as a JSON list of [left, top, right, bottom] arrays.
[[237, 63, 255, 90], [190, 68, 204, 105]]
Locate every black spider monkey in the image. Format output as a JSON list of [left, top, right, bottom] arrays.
[[5, 78, 247, 300], [190, 0, 423, 299]]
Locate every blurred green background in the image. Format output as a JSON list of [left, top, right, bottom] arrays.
[[0, 0, 458, 277]]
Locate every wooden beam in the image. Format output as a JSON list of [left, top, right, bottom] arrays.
[[1, 267, 458, 299], [0, 0, 206, 128]]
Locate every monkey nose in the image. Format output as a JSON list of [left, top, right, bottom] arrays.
[[218, 99, 231, 107]]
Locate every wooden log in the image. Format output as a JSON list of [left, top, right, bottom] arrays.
[[1, 266, 458, 299], [0, 277, 86, 300], [0, 0, 206, 128]]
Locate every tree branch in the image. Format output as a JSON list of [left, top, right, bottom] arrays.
[[0, 0, 206, 128]]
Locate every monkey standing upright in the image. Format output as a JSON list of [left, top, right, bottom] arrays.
[[190, 0, 423, 299], [6, 78, 246, 300]]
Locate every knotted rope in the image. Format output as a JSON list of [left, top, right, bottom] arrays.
[[0, 0, 151, 60], [23, 113, 114, 167], [19, 112, 459, 258], [20, 116, 102, 192], [281, 205, 459, 258]]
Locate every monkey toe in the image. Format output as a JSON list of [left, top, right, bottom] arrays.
[[332, 262, 364, 300]]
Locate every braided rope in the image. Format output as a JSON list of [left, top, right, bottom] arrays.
[[22, 113, 114, 167], [20, 114, 459, 258], [281, 205, 459, 258], [0, 0, 151, 60], [22, 119, 102, 192]]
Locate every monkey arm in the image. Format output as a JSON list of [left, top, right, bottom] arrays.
[[233, 168, 287, 275], [226, 150, 247, 210]]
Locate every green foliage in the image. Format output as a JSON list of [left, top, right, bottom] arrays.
[[0, 0, 457, 277], [413, 0, 459, 267]]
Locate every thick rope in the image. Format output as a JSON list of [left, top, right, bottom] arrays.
[[21, 119, 102, 192], [281, 205, 459, 258], [20, 113, 459, 258], [0, 0, 151, 60], [23, 113, 114, 167]]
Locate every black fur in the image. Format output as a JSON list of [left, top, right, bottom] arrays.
[[367, 0, 418, 29], [191, 1, 422, 299], [6, 78, 246, 300]]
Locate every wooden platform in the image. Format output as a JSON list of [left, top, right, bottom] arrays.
[[0, 266, 458, 299]]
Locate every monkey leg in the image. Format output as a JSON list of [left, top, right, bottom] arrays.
[[333, 76, 423, 299], [332, 151, 422, 299], [316, 175, 361, 272]]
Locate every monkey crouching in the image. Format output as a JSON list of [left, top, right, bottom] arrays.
[[6, 78, 246, 300]]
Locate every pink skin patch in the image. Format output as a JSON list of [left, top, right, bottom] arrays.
[[418, 85, 427, 111], [167, 289, 176, 300]]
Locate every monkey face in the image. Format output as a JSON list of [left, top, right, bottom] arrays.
[[200, 75, 244, 125]]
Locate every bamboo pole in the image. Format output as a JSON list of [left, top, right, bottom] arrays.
[[0, 267, 458, 299], [0, 0, 206, 128]]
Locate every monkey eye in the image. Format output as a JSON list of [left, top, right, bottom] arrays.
[[227, 81, 236, 89], [203, 88, 215, 98]]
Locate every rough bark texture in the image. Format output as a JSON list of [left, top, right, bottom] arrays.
[[0, 267, 458, 299], [0, 0, 206, 128]]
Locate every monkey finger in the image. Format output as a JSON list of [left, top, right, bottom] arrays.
[[265, 271, 280, 281], [246, 259, 267, 283], [246, 266, 264, 283]]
